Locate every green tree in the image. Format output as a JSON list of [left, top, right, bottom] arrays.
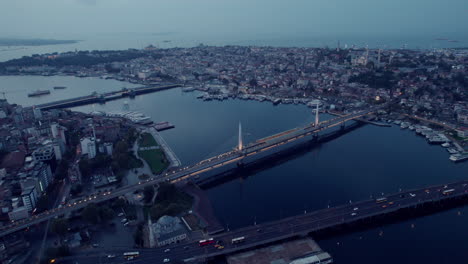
[[50, 218, 69, 237], [81, 204, 100, 224], [36, 195, 49, 212], [99, 206, 116, 223], [114, 141, 129, 155], [78, 159, 91, 179], [143, 186, 155, 203], [55, 160, 69, 180], [133, 224, 144, 247]]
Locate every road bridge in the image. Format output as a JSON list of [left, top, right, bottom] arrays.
[[0, 109, 375, 238], [56, 180, 468, 264]]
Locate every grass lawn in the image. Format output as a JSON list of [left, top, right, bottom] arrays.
[[138, 132, 169, 174], [138, 149, 168, 174], [139, 133, 158, 148]]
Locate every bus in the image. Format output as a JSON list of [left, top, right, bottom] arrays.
[[442, 189, 455, 195], [375, 197, 387, 204], [231, 236, 245, 244], [199, 238, 215, 246], [123, 252, 140, 260]]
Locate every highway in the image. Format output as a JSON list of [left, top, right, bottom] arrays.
[[0, 109, 374, 238], [56, 180, 468, 264]]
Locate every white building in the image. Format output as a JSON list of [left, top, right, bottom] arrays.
[[21, 186, 38, 212], [80, 137, 96, 159]]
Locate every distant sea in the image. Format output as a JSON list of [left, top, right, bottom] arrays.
[[0, 32, 467, 62]]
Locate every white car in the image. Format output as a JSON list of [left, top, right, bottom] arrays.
[[118, 213, 124, 217], [121, 218, 128, 223], [351, 212, 357, 216], [163, 258, 170, 263], [409, 193, 416, 197], [164, 249, 170, 253], [107, 254, 116, 258], [353, 207, 359, 211]]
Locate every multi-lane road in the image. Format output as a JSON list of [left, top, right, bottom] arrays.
[[56, 180, 468, 264], [0, 109, 374, 238]]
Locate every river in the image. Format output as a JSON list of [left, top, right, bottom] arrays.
[[1, 76, 467, 263]]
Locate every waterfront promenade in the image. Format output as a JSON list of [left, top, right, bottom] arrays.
[[147, 126, 182, 168]]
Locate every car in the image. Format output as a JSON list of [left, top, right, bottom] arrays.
[[124, 222, 129, 226], [381, 205, 387, 208], [351, 212, 357, 216], [388, 201, 394, 205], [256, 229, 262, 232], [218, 246, 225, 250], [353, 207, 359, 211], [92, 243, 99, 248], [107, 254, 116, 258], [409, 193, 416, 197], [164, 249, 170, 253], [118, 213, 124, 217], [121, 218, 128, 223], [163, 259, 170, 263], [425, 189, 430, 193]]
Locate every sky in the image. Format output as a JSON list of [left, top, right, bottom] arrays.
[[0, 0, 467, 40]]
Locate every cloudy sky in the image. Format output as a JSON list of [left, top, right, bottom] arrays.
[[0, 0, 467, 39]]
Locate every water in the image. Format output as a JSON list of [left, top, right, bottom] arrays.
[[1, 76, 467, 263], [1, 32, 467, 62], [0, 75, 139, 107]]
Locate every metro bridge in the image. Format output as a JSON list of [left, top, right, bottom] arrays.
[[35, 84, 181, 110], [0, 107, 375, 238], [56, 180, 468, 264]]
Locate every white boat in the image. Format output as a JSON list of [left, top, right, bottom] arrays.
[[441, 143, 451, 148], [447, 148, 459, 154], [449, 154, 468, 162]]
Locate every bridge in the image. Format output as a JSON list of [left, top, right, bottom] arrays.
[[0, 108, 375, 238], [56, 180, 468, 264], [35, 84, 182, 110]]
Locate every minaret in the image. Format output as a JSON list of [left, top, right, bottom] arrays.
[[238, 122, 243, 151], [314, 104, 319, 126]]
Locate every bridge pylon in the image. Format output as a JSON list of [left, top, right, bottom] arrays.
[[238, 122, 243, 152], [314, 103, 319, 126]]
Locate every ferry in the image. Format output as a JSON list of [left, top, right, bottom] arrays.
[[28, 90, 50, 97], [53, 86, 67, 89]]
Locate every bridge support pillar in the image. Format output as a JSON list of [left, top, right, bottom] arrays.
[[313, 133, 319, 141]]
